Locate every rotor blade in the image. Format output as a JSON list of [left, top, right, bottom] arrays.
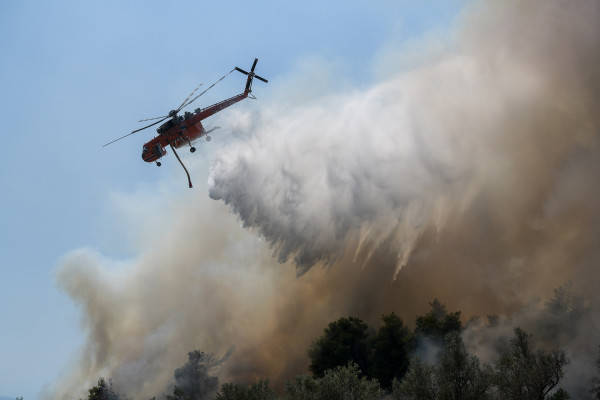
[[177, 83, 203, 111], [180, 83, 217, 110], [180, 89, 207, 110], [254, 74, 268, 83], [181, 87, 211, 110], [102, 132, 139, 147], [103, 117, 168, 147], [235, 67, 249, 75], [251, 58, 258, 72], [131, 117, 168, 134], [138, 115, 168, 122], [180, 69, 235, 110]]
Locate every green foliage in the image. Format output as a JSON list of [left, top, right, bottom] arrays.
[[85, 377, 121, 400], [393, 358, 436, 400], [494, 328, 569, 400], [415, 300, 462, 342], [216, 380, 278, 400], [369, 312, 413, 388], [435, 333, 492, 400], [318, 363, 384, 400], [285, 375, 319, 400], [393, 333, 492, 400], [308, 313, 413, 387], [286, 362, 383, 400], [308, 317, 369, 378]]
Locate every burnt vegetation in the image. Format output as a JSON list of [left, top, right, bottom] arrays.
[[83, 287, 600, 400]]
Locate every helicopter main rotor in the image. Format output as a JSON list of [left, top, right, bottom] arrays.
[[102, 82, 207, 147]]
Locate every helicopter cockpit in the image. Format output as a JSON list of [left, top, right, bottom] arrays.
[[141, 143, 167, 163]]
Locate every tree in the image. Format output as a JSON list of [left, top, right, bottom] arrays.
[[308, 317, 369, 378], [369, 312, 413, 388], [286, 362, 383, 400], [393, 333, 492, 400], [170, 350, 221, 400], [415, 300, 462, 342], [85, 377, 120, 400], [590, 346, 600, 400], [393, 358, 436, 400], [435, 332, 492, 400], [494, 328, 569, 400], [317, 363, 383, 400], [285, 375, 319, 400], [539, 284, 587, 344], [216, 380, 278, 400]]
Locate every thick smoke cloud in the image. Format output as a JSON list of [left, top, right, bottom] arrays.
[[52, 0, 600, 398], [209, 0, 600, 281]]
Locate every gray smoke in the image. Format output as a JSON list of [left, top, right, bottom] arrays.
[[51, 0, 600, 398], [461, 284, 600, 398]]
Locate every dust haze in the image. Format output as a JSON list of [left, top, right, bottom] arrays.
[[51, 0, 600, 398]]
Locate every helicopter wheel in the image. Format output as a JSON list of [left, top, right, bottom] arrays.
[[190, 147, 196, 153], [206, 136, 212, 142], [156, 161, 162, 167]]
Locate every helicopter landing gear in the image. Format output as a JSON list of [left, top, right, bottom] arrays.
[[156, 161, 161, 167], [190, 147, 196, 153], [204, 126, 219, 142]]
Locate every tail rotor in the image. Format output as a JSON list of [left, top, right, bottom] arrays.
[[235, 58, 268, 93]]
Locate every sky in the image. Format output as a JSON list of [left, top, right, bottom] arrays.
[[0, 1, 468, 398]]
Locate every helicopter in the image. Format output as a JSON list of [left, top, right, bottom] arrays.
[[103, 58, 268, 188]]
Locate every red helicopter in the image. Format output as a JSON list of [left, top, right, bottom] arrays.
[[104, 58, 268, 188]]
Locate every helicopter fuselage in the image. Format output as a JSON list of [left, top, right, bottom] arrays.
[[141, 118, 205, 163], [141, 90, 250, 163]]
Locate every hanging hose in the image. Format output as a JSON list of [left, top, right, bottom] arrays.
[[169, 143, 193, 188]]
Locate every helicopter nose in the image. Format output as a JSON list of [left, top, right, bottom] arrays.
[[141, 147, 151, 162]]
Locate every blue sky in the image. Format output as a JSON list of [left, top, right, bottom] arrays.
[[0, 1, 466, 398]]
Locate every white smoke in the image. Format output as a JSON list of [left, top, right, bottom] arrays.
[[208, 0, 600, 280], [209, 63, 481, 276]]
